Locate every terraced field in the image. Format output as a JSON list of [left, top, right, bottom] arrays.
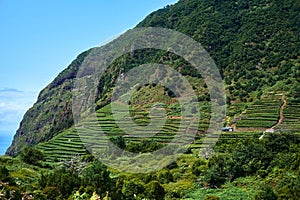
[[235, 93, 283, 129], [190, 131, 261, 149], [37, 92, 299, 161], [278, 100, 300, 132], [37, 102, 209, 161], [37, 129, 87, 161]]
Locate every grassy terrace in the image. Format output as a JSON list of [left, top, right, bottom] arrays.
[[236, 93, 283, 129], [190, 131, 262, 149], [278, 100, 300, 132], [37, 93, 300, 162], [37, 129, 87, 161], [36, 102, 211, 161]]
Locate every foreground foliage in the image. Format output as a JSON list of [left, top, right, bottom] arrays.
[[1, 132, 299, 199]]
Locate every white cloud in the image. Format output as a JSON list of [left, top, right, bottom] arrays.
[[0, 88, 37, 133]]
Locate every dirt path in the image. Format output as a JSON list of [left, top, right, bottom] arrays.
[[272, 98, 287, 129], [260, 96, 286, 139]]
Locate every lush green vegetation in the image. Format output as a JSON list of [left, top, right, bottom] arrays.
[[7, 0, 299, 156], [139, 0, 300, 102], [1, 132, 299, 199], [3, 0, 300, 199], [279, 100, 300, 132], [234, 92, 283, 129]]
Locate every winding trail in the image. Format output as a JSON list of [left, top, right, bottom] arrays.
[[259, 96, 286, 139], [271, 98, 287, 129]]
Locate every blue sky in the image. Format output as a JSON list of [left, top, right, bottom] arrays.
[[0, 0, 178, 154]]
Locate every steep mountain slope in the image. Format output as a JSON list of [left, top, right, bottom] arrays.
[[6, 0, 300, 156], [6, 50, 91, 156], [138, 0, 300, 100]]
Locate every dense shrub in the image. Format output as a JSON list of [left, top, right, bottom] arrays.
[[0, 166, 11, 182], [122, 178, 147, 199], [146, 180, 166, 200], [43, 186, 62, 200], [254, 186, 277, 200], [20, 146, 44, 165], [204, 195, 220, 200]]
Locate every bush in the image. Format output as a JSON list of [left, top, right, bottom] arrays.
[[122, 178, 147, 199], [204, 195, 220, 200], [33, 190, 47, 200], [0, 166, 11, 182], [43, 186, 62, 200], [20, 146, 44, 165], [146, 180, 166, 200], [254, 185, 277, 200]]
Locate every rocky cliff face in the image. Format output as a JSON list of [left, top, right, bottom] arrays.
[[6, 0, 300, 156], [6, 50, 90, 156]]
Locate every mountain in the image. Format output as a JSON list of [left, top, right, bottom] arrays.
[[6, 50, 91, 156], [6, 0, 300, 156]]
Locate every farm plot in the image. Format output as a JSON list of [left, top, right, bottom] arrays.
[[38, 100, 213, 160], [236, 94, 283, 129], [278, 100, 300, 132], [37, 129, 87, 161], [190, 131, 261, 150]]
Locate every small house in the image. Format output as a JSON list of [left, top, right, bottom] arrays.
[[221, 127, 233, 132]]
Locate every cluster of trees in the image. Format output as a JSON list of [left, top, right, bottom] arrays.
[[37, 160, 112, 199], [107, 136, 165, 157], [194, 132, 300, 199], [1, 132, 299, 199], [138, 0, 300, 102], [0, 147, 167, 200]]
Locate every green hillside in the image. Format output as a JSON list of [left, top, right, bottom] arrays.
[[6, 0, 300, 156], [1, 0, 299, 199]]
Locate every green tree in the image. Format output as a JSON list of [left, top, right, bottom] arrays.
[[204, 154, 229, 187], [204, 195, 220, 200], [33, 190, 47, 200], [4, 187, 22, 200], [192, 158, 208, 176], [157, 169, 174, 184], [110, 136, 126, 150], [43, 186, 62, 200], [82, 160, 112, 197], [0, 166, 11, 182], [20, 146, 44, 165], [146, 180, 165, 200], [254, 185, 277, 200], [39, 167, 81, 198], [228, 140, 271, 178], [277, 172, 300, 200], [122, 178, 147, 199], [204, 165, 227, 187], [263, 132, 300, 154]]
